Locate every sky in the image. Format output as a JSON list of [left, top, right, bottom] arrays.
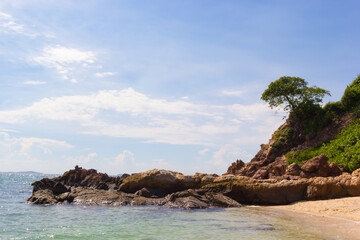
[[0, 0, 359, 175]]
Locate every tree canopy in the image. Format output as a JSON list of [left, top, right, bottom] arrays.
[[261, 76, 330, 113]]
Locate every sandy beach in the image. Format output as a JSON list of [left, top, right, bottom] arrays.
[[268, 196, 360, 221], [260, 197, 360, 240]]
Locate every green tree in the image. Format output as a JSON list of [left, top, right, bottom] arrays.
[[261, 76, 330, 113]]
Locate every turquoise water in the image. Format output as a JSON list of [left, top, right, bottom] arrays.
[[0, 173, 328, 239]]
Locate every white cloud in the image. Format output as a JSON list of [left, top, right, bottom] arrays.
[[211, 144, 253, 169], [221, 90, 245, 97], [0, 132, 73, 156], [0, 88, 284, 146], [23, 80, 46, 85], [113, 150, 135, 166], [31, 45, 96, 82], [0, 11, 45, 38], [0, 12, 24, 34], [107, 150, 173, 174], [199, 148, 210, 155], [0, 132, 75, 172], [65, 152, 97, 168], [0, 88, 212, 123], [95, 72, 116, 77]]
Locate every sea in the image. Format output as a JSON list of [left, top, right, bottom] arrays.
[[0, 172, 336, 239]]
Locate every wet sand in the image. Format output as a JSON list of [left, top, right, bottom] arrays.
[[258, 197, 360, 240]]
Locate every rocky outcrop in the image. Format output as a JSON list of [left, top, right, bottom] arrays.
[[299, 154, 342, 178], [51, 165, 128, 190], [28, 166, 360, 208], [226, 114, 354, 179], [27, 167, 240, 209], [164, 189, 241, 209], [227, 160, 245, 175], [244, 154, 343, 180], [118, 169, 204, 193]]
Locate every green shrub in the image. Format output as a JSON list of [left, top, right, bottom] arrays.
[[323, 101, 345, 115], [287, 119, 360, 171], [293, 101, 331, 135], [273, 127, 294, 141], [341, 74, 360, 110], [272, 139, 285, 149]]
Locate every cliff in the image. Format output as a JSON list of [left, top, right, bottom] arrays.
[[227, 75, 360, 179]]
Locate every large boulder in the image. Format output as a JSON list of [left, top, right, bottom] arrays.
[[31, 178, 69, 195], [285, 163, 301, 176], [27, 189, 58, 205], [300, 154, 342, 178], [164, 189, 242, 209], [56, 165, 112, 189], [118, 169, 202, 193], [53, 165, 128, 190]]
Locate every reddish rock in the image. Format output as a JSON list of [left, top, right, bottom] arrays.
[[267, 157, 287, 178], [253, 169, 269, 179], [236, 163, 261, 177], [54, 165, 128, 190], [225, 114, 353, 179], [300, 154, 329, 173], [226, 159, 245, 175], [286, 163, 301, 176], [299, 154, 342, 178], [328, 162, 343, 176]]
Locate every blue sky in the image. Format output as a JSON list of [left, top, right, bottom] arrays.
[[0, 0, 359, 174]]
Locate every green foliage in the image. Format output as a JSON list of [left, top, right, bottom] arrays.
[[341, 74, 360, 111], [271, 127, 294, 150], [349, 104, 360, 118], [273, 127, 294, 141], [286, 119, 360, 171], [293, 101, 332, 135], [261, 76, 330, 113], [323, 101, 345, 115], [272, 139, 285, 150]]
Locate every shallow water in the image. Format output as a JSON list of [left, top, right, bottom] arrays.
[[0, 173, 329, 239]]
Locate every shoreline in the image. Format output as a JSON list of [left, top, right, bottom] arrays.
[[253, 196, 360, 240], [264, 196, 360, 221]]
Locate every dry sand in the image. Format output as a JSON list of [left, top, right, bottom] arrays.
[[260, 196, 360, 240], [268, 196, 360, 221]]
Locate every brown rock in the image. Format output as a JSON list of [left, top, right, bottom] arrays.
[[27, 189, 58, 205], [31, 178, 69, 195], [253, 169, 269, 179], [226, 159, 245, 175], [134, 187, 167, 198], [164, 189, 241, 209], [118, 169, 201, 193], [225, 114, 353, 179], [286, 163, 301, 176], [328, 162, 343, 176], [300, 154, 329, 173]]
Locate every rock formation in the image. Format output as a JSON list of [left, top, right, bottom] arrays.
[[28, 166, 360, 208], [226, 114, 354, 179]]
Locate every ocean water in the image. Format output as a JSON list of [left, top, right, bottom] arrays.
[[0, 173, 330, 239]]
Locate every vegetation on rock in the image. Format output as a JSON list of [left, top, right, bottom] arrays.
[[286, 119, 360, 171], [285, 75, 360, 171], [261, 76, 330, 113], [262, 76, 332, 137]]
